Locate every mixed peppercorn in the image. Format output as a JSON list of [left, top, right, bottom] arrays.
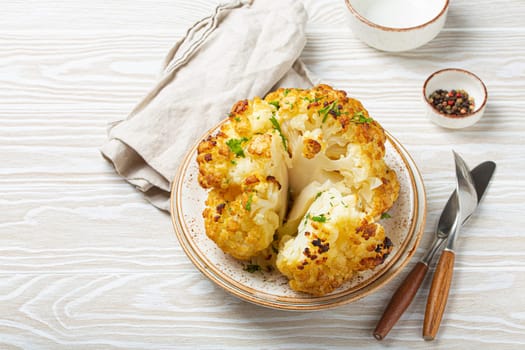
[[428, 89, 475, 116]]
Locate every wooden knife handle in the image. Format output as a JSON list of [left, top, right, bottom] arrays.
[[373, 261, 429, 340], [423, 249, 456, 340]]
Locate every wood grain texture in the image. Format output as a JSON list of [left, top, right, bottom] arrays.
[[1, 0, 525, 348], [423, 250, 456, 341]]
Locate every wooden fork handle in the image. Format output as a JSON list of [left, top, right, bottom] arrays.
[[423, 249, 456, 340], [373, 261, 429, 340]]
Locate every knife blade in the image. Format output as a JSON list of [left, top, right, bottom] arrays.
[[373, 159, 496, 340], [423, 151, 487, 340]]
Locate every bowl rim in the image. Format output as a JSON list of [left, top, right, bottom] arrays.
[[170, 123, 427, 310], [423, 67, 488, 118], [344, 0, 449, 32]]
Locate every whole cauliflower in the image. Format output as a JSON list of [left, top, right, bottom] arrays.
[[196, 84, 399, 295]]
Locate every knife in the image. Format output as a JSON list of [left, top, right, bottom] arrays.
[[373, 159, 496, 340], [423, 151, 485, 340]]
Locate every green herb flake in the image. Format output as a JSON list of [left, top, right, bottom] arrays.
[[304, 96, 321, 103], [352, 111, 374, 124], [244, 264, 261, 273], [381, 212, 392, 219], [230, 160, 237, 165], [315, 192, 323, 200], [269, 115, 288, 151], [311, 214, 327, 223], [269, 101, 280, 110], [283, 88, 290, 97], [226, 137, 248, 158], [319, 101, 340, 123], [234, 117, 241, 122], [245, 194, 253, 211]]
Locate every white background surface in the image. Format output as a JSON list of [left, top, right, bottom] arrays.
[[1, 0, 524, 348]]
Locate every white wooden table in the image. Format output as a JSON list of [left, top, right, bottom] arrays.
[[1, 0, 524, 348]]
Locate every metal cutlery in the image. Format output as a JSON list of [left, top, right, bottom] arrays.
[[374, 156, 496, 340], [422, 151, 482, 340]]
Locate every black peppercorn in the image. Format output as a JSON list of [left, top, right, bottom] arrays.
[[428, 89, 475, 116]]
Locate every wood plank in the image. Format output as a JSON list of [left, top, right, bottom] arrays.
[[0, 273, 524, 348]]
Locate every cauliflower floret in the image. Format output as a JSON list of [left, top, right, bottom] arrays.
[[265, 84, 399, 219], [276, 188, 393, 296], [203, 179, 283, 260], [197, 100, 288, 260]]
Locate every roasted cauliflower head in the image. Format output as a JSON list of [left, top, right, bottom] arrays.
[[196, 84, 399, 295]]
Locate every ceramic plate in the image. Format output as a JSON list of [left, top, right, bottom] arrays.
[[170, 123, 426, 310]]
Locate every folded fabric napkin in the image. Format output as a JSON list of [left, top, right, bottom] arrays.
[[101, 0, 318, 211]]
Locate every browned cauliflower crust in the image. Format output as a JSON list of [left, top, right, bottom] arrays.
[[196, 84, 399, 295], [203, 183, 281, 261], [263, 84, 399, 219], [275, 188, 393, 296], [197, 98, 289, 260]]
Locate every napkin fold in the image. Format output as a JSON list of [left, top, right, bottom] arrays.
[[101, 0, 318, 211]]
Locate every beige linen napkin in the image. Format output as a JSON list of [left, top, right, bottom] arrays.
[[101, 0, 318, 211]]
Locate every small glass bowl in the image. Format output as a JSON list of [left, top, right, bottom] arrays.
[[423, 68, 488, 129]]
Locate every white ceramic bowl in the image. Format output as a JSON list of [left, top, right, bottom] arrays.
[[423, 68, 488, 129], [344, 0, 449, 52]]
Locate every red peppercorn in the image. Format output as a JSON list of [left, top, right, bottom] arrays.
[[428, 89, 475, 116]]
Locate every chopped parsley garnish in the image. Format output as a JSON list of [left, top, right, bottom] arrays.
[[315, 191, 323, 200], [352, 111, 373, 124], [320, 101, 340, 123], [226, 137, 248, 157], [303, 96, 321, 103], [230, 160, 237, 165], [244, 264, 261, 273], [245, 194, 253, 211], [283, 88, 290, 97], [269, 101, 280, 110], [234, 117, 241, 122], [269, 115, 288, 151], [304, 213, 310, 226], [311, 214, 327, 223], [381, 212, 392, 219]]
